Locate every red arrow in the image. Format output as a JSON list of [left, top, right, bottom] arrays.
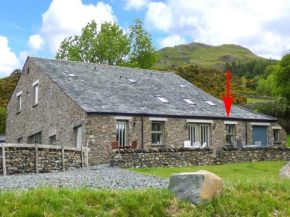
[[223, 71, 234, 117]]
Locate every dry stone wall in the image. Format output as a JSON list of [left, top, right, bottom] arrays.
[[110, 147, 290, 168], [0, 144, 86, 175]]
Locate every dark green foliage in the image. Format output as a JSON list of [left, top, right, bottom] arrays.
[[0, 74, 20, 107], [0, 107, 6, 134], [56, 19, 158, 69], [273, 53, 290, 104], [225, 59, 279, 79], [252, 97, 288, 117]]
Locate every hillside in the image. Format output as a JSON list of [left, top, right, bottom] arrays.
[[155, 42, 263, 70], [0, 74, 20, 107]]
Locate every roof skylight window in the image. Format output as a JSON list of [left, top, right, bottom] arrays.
[[66, 71, 77, 77], [127, 78, 137, 83], [204, 100, 216, 106], [179, 84, 186, 88], [182, 98, 196, 105], [155, 95, 169, 103]]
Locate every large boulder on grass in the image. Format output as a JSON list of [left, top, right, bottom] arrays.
[[280, 162, 290, 179], [168, 170, 223, 205]]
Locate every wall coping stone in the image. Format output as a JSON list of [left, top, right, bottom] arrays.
[[2, 143, 83, 151]]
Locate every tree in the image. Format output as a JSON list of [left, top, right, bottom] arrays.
[[0, 107, 6, 134], [128, 19, 158, 69], [56, 21, 130, 65], [273, 53, 290, 103], [56, 19, 158, 69]]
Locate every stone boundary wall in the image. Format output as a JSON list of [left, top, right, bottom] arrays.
[[110, 147, 290, 168], [0, 143, 90, 175]]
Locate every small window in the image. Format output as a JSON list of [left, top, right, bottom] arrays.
[[34, 84, 39, 106], [28, 132, 42, 144], [17, 95, 22, 112], [273, 129, 280, 142], [17, 137, 23, 144], [127, 78, 137, 83], [49, 135, 57, 145], [116, 122, 127, 147], [182, 98, 196, 105], [27, 68, 30, 74], [66, 71, 77, 77], [226, 125, 235, 144], [155, 95, 169, 103], [204, 100, 216, 106], [152, 122, 164, 145], [74, 126, 82, 148]]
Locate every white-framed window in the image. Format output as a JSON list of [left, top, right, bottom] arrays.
[[226, 125, 235, 144], [28, 132, 42, 144], [273, 129, 280, 142], [33, 84, 39, 106], [116, 122, 127, 147], [188, 124, 210, 147], [74, 126, 82, 148], [17, 95, 21, 112], [152, 122, 164, 145]]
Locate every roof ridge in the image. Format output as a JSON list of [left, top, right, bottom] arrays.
[[29, 56, 174, 74]]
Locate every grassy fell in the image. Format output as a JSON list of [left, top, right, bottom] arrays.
[[155, 43, 262, 70], [1, 161, 290, 216]]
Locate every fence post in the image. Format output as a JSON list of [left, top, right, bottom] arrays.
[[2, 144, 6, 176], [35, 144, 39, 174], [62, 146, 65, 172]]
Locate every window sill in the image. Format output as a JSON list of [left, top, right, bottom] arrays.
[[274, 141, 281, 144], [33, 104, 38, 108]]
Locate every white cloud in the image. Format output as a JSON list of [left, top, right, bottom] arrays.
[[28, 35, 44, 51], [0, 36, 20, 77], [124, 0, 149, 10], [145, 0, 290, 59], [40, 0, 117, 54], [159, 35, 187, 48]]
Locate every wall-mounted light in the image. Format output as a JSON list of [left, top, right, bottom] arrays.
[[213, 123, 216, 130], [184, 123, 189, 130], [133, 120, 137, 127]]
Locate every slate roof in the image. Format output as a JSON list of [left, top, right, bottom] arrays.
[[30, 57, 276, 121], [0, 135, 5, 143]]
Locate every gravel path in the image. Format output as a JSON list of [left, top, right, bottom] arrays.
[[0, 164, 169, 190]]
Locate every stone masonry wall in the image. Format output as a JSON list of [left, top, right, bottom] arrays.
[[111, 147, 290, 168], [0, 144, 84, 175], [86, 114, 286, 165], [6, 58, 87, 147]]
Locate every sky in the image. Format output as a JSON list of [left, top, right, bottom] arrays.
[[1, 0, 290, 78]]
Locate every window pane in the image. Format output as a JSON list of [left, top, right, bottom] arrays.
[[152, 123, 162, 131], [34, 85, 38, 105], [116, 122, 126, 147]]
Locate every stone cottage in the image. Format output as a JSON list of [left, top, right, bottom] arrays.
[[6, 57, 287, 165]]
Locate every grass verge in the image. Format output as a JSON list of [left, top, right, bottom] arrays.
[[287, 134, 290, 147], [1, 161, 290, 216]]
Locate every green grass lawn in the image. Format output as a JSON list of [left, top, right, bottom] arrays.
[[287, 135, 290, 147], [0, 161, 290, 216], [247, 97, 271, 104]]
